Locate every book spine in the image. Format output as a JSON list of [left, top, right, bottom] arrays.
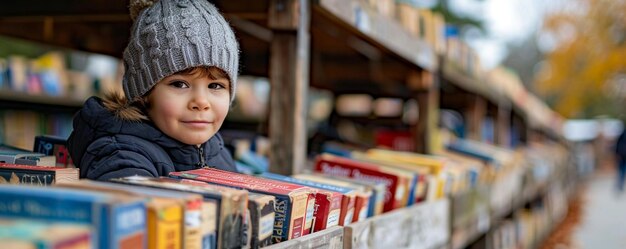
[[0, 170, 55, 186], [248, 199, 273, 249], [416, 174, 428, 203], [287, 192, 308, 240], [315, 159, 401, 212], [340, 194, 355, 226], [353, 193, 370, 223], [271, 195, 293, 243], [316, 192, 344, 231], [257, 202, 275, 247], [147, 204, 182, 249], [218, 191, 248, 249], [248, 201, 259, 249], [184, 199, 204, 249], [0, 191, 101, 248], [366, 188, 378, 217], [110, 201, 147, 249], [407, 172, 419, 206], [201, 200, 217, 249], [303, 192, 316, 235]]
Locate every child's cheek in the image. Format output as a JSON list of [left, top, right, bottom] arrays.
[[154, 99, 180, 119]]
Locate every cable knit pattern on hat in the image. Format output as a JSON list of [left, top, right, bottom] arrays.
[[123, 0, 239, 102]]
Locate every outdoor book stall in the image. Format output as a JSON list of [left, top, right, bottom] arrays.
[[0, 0, 575, 249]]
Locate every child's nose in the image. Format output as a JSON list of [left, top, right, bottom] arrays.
[[189, 95, 210, 111]]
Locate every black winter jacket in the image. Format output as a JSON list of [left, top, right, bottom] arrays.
[[68, 97, 237, 180]]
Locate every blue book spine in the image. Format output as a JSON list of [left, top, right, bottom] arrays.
[[271, 195, 292, 243], [110, 201, 147, 249], [0, 186, 102, 248], [0, 185, 147, 249], [406, 173, 418, 206], [203, 233, 216, 249], [447, 143, 494, 163], [321, 144, 352, 158], [366, 189, 377, 217]]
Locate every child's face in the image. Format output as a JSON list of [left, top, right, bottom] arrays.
[[147, 71, 230, 146]]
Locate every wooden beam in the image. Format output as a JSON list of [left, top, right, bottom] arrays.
[[0, 21, 129, 57], [465, 95, 486, 141], [0, 0, 127, 16], [412, 71, 439, 154], [495, 103, 511, 147], [268, 0, 310, 175]]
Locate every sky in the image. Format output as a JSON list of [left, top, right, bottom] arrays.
[[447, 0, 568, 69]]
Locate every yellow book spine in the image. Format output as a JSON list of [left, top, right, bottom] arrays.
[[288, 192, 311, 240], [148, 204, 183, 249]]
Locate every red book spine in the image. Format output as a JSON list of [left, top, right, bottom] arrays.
[[314, 156, 401, 212], [312, 190, 344, 232], [340, 194, 355, 226], [303, 192, 316, 235], [0, 163, 62, 171], [352, 194, 370, 223]]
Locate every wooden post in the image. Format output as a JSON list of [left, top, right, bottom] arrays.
[[410, 70, 439, 154], [268, 0, 310, 175], [465, 95, 486, 141], [495, 103, 511, 147]]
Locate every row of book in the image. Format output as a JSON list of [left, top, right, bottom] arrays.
[[0, 153, 404, 249], [0, 134, 571, 249], [0, 135, 73, 169], [1, 111, 73, 152], [0, 140, 491, 249], [0, 50, 123, 101]]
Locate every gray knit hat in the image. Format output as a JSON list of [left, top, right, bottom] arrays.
[[123, 0, 239, 102]]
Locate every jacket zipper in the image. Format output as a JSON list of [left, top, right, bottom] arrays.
[[196, 146, 214, 169], [196, 146, 207, 168]]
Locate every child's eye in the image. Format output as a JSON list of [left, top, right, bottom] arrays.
[[169, 81, 189, 88], [208, 83, 226, 90]]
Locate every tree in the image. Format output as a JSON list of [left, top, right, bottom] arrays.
[[535, 0, 626, 118], [431, 0, 485, 33]]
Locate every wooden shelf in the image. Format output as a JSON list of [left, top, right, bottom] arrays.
[[264, 226, 344, 249], [314, 0, 437, 72], [344, 198, 450, 249], [443, 62, 511, 107], [0, 90, 84, 111]]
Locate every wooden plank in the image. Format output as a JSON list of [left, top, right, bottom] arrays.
[[264, 240, 301, 249], [265, 226, 344, 249], [495, 103, 511, 147], [268, 0, 310, 175], [0, 0, 127, 16], [0, 19, 130, 57], [465, 95, 487, 141], [413, 71, 439, 154], [345, 199, 450, 249], [298, 226, 344, 249], [343, 218, 371, 249], [269, 0, 301, 30]]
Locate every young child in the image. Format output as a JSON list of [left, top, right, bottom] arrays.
[[68, 0, 239, 180]]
